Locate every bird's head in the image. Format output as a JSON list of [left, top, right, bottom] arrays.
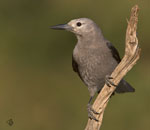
[[51, 18, 101, 38]]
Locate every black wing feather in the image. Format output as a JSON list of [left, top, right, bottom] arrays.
[[72, 55, 79, 72], [72, 55, 83, 81], [106, 41, 121, 63]]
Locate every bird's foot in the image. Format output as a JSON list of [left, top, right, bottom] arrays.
[[105, 75, 117, 87], [87, 104, 99, 121]]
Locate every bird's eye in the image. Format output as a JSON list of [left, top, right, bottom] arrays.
[[76, 22, 82, 27]]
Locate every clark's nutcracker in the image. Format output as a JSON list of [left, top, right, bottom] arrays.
[[51, 18, 135, 121]]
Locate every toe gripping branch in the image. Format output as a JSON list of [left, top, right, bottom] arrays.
[[105, 75, 117, 87], [87, 97, 100, 121], [87, 104, 99, 121]]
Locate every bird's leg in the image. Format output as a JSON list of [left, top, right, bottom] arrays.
[[105, 75, 117, 87], [87, 97, 99, 114], [87, 97, 99, 121]]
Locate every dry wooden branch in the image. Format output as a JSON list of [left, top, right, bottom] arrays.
[[85, 5, 140, 130]]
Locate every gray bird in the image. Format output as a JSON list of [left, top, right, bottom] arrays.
[[51, 18, 135, 121]]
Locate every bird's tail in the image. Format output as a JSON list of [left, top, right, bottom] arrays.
[[115, 79, 135, 93]]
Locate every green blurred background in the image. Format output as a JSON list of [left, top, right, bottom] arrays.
[[0, 0, 149, 130]]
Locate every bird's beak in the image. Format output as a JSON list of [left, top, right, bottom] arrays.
[[50, 24, 72, 31]]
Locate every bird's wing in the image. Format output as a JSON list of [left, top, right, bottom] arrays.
[[72, 55, 83, 80], [72, 55, 79, 72], [106, 41, 121, 63]]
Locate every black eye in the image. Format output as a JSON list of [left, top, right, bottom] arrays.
[[76, 22, 82, 27]]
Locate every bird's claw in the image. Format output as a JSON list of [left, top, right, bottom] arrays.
[[87, 104, 99, 121], [105, 75, 117, 87]]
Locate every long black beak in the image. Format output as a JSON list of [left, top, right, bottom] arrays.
[[50, 24, 72, 31]]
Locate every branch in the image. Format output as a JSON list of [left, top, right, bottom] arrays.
[[85, 5, 140, 130]]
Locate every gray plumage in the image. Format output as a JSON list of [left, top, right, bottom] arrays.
[[51, 18, 135, 120]]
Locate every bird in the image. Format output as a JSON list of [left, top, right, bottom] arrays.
[[51, 18, 135, 121]]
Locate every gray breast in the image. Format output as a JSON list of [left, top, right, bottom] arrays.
[[73, 44, 118, 90]]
